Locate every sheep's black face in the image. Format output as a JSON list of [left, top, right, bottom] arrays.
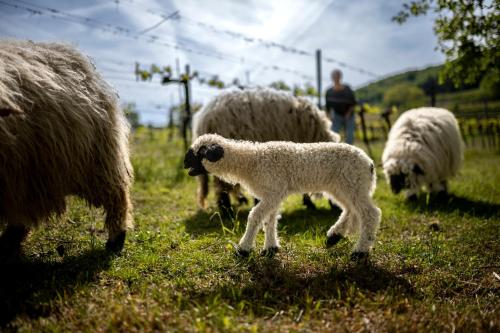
[[389, 164, 424, 194], [389, 173, 406, 194], [184, 144, 224, 176]]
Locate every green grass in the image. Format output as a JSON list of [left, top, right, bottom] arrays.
[[1, 129, 499, 332]]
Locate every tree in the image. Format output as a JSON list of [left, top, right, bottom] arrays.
[[479, 71, 500, 99], [393, 0, 500, 87], [383, 83, 426, 110], [419, 76, 438, 106]]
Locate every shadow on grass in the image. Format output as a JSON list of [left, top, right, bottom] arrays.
[[406, 193, 500, 219], [183, 206, 341, 237], [0, 249, 114, 328], [186, 259, 416, 314]]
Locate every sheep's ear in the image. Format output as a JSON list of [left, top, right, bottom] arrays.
[[205, 144, 224, 162], [413, 164, 424, 175]]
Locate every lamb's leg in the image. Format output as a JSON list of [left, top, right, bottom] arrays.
[[103, 186, 133, 253], [351, 196, 381, 260], [261, 209, 280, 257], [237, 197, 281, 257], [326, 199, 354, 247]]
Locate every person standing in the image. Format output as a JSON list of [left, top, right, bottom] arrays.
[[325, 69, 357, 144]]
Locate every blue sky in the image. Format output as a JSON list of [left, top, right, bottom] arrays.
[[0, 0, 444, 125]]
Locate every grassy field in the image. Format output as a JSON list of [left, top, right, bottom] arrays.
[[1, 128, 499, 332]]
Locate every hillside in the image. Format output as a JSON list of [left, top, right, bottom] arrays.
[[356, 65, 448, 105], [355, 65, 500, 115]]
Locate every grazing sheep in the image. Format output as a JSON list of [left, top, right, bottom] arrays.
[[382, 107, 463, 200], [192, 88, 340, 213], [0, 40, 133, 256], [184, 134, 381, 260]]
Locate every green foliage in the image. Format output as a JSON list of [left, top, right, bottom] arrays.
[[393, 0, 500, 87], [383, 83, 426, 110], [122, 102, 141, 129], [480, 71, 500, 99], [269, 80, 291, 91], [270, 81, 320, 98], [304, 83, 319, 97], [208, 75, 225, 89]]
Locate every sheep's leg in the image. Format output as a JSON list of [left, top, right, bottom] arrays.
[[302, 194, 317, 210], [103, 186, 132, 253], [230, 184, 248, 205], [261, 209, 280, 257], [406, 187, 420, 201], [0, 222, 29, 258], [214, 177, 233, 218], [429, 180, 448, 198], [351, 196, 381, 260], [236, 198, 281, 257]]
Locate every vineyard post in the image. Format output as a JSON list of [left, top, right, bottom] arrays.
[[182, 64, 192, 150], [358, 105, 373, 158], [316, 49, 322, 109]]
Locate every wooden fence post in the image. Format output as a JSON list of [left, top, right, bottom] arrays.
[[358, 105, 373, 158]]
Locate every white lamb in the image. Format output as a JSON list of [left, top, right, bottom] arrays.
[[382, 107, 463, 200], [184, 134, 381, 260]]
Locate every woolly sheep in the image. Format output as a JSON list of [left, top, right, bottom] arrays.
[[0, 40, 133, 256], [192, 88, 340, 213], [382, 107, 463, 200], [184, 134, 381, 260]]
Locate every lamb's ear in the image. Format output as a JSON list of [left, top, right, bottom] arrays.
[[413, 164, 424, 175], [205, 144, 224, 162]]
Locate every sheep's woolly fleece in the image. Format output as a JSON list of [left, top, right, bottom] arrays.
[[382, 107, 463, 195], [193, 87, 339, 143], [0, 40, 133, 248], [192, 87, 340, 207], [189, 134, 381, 255]]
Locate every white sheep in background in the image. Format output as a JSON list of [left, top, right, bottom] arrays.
[[382, 107, 463, 200], [184, 134, 381, 260], [0, 40, 133, 256], [192, 88, 340, 213]]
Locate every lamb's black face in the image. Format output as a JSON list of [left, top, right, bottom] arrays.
[[184, 148, 206, 176], [183, 144, 224, 176]]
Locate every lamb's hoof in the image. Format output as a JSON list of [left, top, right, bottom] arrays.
[[261, 246, 279, 258], [105, 231, 126, 253], [350, 251, 368, 262], [406, 194, 418, 202], [234, 247, 251, 258], [326, 233, 344, 248]]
